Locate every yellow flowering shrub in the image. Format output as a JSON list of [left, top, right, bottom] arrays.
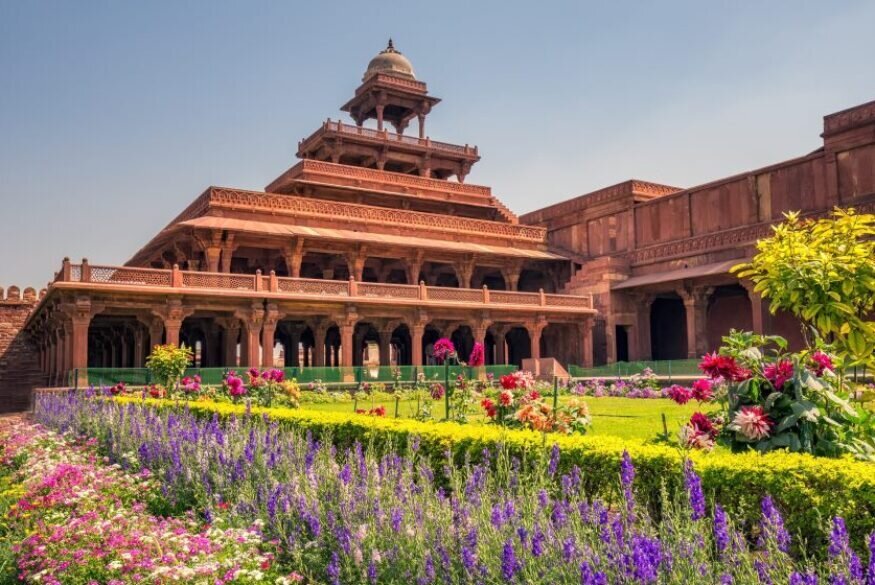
[[114, 396, 875, 548]]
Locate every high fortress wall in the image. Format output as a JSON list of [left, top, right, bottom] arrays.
[[2, 41, 874, 411], [522, 99, 875, 364]]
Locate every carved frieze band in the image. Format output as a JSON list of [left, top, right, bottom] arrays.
[[204, 187, 547, 242], [626, 201, 875, 265]]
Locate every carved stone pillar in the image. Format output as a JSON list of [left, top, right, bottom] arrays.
[[455, 255, 476, 289], [59, 296, 99, 386], [132, 327, 145, 368], [527, 317, 548, 361], [629, 292, 654, 361], [340, 323, 355, 367], [404, 251, 424, 285], [203, 246, 221, 272], [411, 322, 425, 367], [493, 325, 508, 364], [312, 321, 328, 367], [501, 260, 523, 292], [347, 245, 367, 281], [236, 302, 264, 368], [283, 238, 304, 279], [220, 234, 236, 273], [578, 319, 594, 368], [261, 304, 280, 368], [678, 286, 713, 358], [154, 299, 192, 348], [378, 327, 393, 366], [337, 307, 358, 368], [742, 281, 765, 334]]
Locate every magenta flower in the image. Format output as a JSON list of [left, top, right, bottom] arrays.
[[468, 342, 485, 367], [764, 360, 794, 390], [691, 379, 713, 402], [432, 338, 455, 363], [667, 385, 693, 405], [810, 351, 833, 376]]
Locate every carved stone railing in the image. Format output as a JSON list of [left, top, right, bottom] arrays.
[[299, 119, 478, 157], [53, 261, 594, 313]]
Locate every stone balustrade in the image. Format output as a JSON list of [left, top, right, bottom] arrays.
[[54, 261, 594, 313]]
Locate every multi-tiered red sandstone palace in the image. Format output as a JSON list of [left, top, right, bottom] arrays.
[[1, 41, 874, 410]]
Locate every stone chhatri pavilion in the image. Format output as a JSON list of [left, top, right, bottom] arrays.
[[24, 41, 597, 387]]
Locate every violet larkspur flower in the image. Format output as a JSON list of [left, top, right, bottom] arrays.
[[760, 496, 790, 553], [327, 551, 341, 585], [620, 450, 635, 488], [683, 460, 706, 521], [501, 539, 521, 580], [789, 572, 818, 585], [548, 443, 561, 476], [713, 504, 730, 555]]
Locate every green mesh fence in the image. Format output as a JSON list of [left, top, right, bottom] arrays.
[[76, 364, 521, 389], [568, 359, 702, 380]]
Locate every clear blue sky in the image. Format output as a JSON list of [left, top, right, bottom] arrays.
[[2, 1, 874, 287]]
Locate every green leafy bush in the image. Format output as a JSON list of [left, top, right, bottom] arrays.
[[145, 344, 192, 391], [734, 208, 875, 368]]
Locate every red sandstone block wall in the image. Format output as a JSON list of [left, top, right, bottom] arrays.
[[0, 286, 42, 413]]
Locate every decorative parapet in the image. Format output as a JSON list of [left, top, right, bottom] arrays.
[[520, 180, 682, 225], [51, 263, 594, 314], [298, 120, 478, 158], [173, 186, 543, 242], [286, 159, 490, 196], [823, 99, 875, 137]]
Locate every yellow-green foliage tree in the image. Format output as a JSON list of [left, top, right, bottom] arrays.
[[146, 344, 193, 391], [734, 208, 875, 368]]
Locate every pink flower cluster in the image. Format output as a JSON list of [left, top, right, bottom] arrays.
[[180, 374, 202, 393], [2, 420, 296, 584], [667, 379, 713, 406], [468, 342, 485, 367], [432, 337, 456, 363], [224, 371, 247, 397]]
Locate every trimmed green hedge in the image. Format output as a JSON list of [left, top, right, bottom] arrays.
[[113, 396, 875, 552]]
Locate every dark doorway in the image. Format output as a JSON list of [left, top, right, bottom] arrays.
[[615, 326, 629, 362], [650, 296, 687, 360]]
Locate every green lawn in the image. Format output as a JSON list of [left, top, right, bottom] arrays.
[[299, 396, 710, 443]]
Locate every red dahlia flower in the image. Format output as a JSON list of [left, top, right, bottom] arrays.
[[810, 351, 833, 376], [689, 412, 717, 437], [699, 352, 750, 382], [667, 384, 693, 405], [691, 379, 714, 402], [763, 360, 794, 390], [481, 398, 497, 418]]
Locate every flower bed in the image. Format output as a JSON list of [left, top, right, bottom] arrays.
[[571, 368, 667, 399], [0, 418, 298, 584], [37, 391, 875, 553], [28, 393, 875, 582]]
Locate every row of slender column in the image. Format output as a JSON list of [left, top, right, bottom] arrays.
[[39, 296, 595, 386], [616, 283, 765, 362]]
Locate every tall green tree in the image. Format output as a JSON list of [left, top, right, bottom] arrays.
[[734, 208, 875, 368]]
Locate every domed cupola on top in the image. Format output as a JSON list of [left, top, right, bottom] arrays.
[[363, 39, 416, 81], [290, 40, 481, 185]]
